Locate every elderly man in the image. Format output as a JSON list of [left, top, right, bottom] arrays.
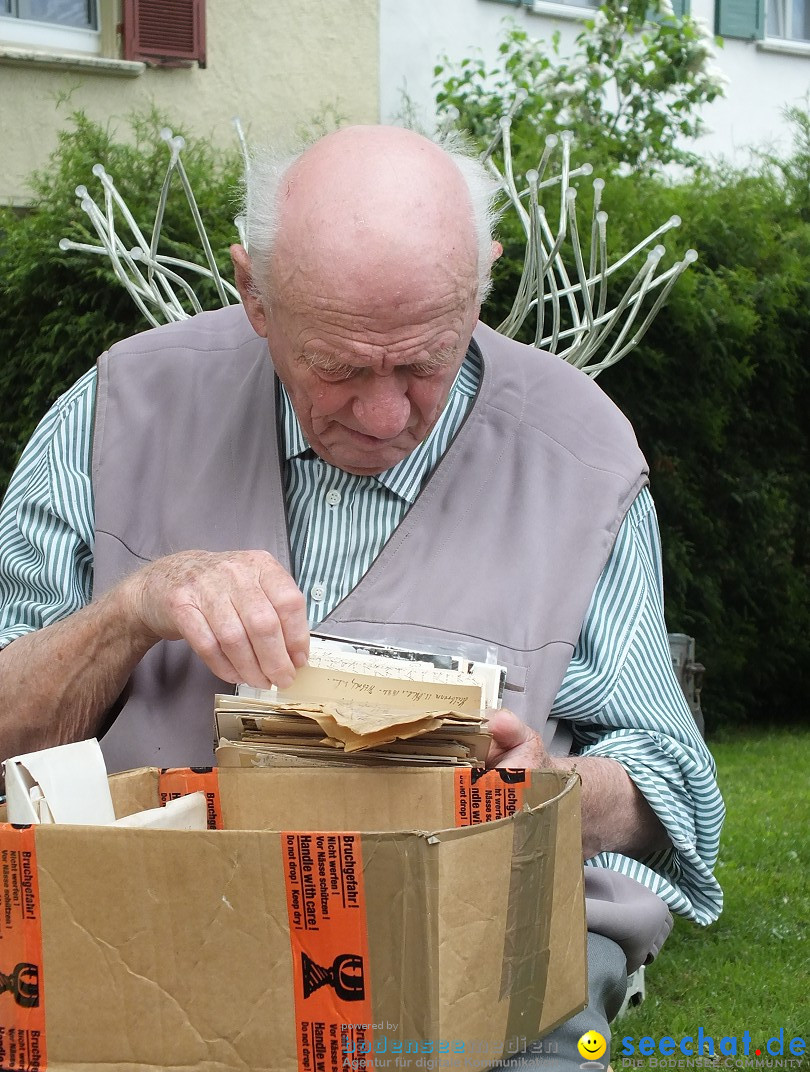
[[0, 125, 722, 1069]]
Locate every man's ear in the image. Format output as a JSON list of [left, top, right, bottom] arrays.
[[230, 243, 268, 338], [491, 240, 504, 265]]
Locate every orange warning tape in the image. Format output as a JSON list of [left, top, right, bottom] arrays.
[[282, 832, 373, 1072], [158, 767, 222, 829], [0, 824, 47, 1071], [454, 768, 530, 826]]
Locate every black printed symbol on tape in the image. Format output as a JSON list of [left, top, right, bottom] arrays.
[[470, 767, 526, 785], [0, 962, 40, 1007], [301, 952, 365, 1001]]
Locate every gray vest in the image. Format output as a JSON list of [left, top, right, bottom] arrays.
[[93, 305, 670, 970], [93, 304, 648, 768]]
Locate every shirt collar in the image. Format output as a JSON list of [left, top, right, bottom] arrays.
[[279, 341, 482, 504], [280, 387, 309, 460]]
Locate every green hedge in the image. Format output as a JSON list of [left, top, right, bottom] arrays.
[[602, 169, 810, 728], [0, 110, 241, 493], [483, 140, 810, 728], [1, 112, 808, 727]]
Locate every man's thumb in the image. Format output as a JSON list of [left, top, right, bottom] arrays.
[[485, 707, 532, 752]]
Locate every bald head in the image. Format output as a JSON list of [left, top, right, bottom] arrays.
[[230, 126, 500, 476], [239, 125, 500, 308], [274, 126, 477, 303]]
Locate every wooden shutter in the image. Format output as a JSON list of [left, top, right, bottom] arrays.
[[715, 0, 765, 38], [122, 0, 206, 67]]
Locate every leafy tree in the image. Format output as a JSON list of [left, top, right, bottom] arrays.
[[435, 0, 727, 172]]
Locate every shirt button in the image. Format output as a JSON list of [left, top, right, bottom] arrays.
[[311, 584, 325, 602], [326, 489, 342, 506]]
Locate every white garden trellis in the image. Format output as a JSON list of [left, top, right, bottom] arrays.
[[60, 111, 696, 376], [59, 124, 243, 329], [472, 92, 697, 376]]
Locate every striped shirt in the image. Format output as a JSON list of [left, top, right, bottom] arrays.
[[0, 350, 723, 925], [282, 353, 481, 624]]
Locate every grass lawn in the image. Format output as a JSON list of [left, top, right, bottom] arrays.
[[613, 727, 809, 1066]]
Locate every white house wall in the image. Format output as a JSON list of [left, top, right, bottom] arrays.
[[380, 0, 810, 164]]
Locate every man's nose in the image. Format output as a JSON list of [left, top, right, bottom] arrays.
[[351, 375, 411, 439]]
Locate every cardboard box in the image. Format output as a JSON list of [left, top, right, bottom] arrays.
[[0, 766, 586, 1072]]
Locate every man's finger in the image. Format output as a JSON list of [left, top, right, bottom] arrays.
[[486, 708, 534, 752], [485, 708, 551, 769], [259, 566, 309, 669], [182, 588, 283, 688], [177, 605, 245, 686], [231, 586, 297, 689]]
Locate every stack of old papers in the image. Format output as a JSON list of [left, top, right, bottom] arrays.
[[215, 636, 505, 767]]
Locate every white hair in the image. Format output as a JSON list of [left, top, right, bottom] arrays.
[[237, 145, 300, 297], [238, 130, 501, 305], [439, 130, 503, 303]]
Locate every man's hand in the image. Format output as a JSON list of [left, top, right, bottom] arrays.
[[0, 548, 310, 763], [484, 707, 670, 861], [486, 707, 557, 769], [121, 549, 310, 690]]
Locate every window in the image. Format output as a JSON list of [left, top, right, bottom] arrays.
[[485, 0, 598, 9], [1, 0, 96, 28], [484, 0, 691, 15], [0, 0, 99, 51], [766, 0, 810, 39], [716, 0, 765, 37], [122, 0, 206, 67], [716, 0, 809, 42]]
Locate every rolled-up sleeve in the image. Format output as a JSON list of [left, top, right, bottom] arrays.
[[551, 487, 724, 924], [0, 368, 96, 648]]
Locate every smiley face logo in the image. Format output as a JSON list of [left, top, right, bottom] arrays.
[[577, 1030, 607, 1061]]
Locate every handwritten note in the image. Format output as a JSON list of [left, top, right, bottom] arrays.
[[276, 665, 483, 714]]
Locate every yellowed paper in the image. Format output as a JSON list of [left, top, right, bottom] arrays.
[[276, 664, 482, 714]]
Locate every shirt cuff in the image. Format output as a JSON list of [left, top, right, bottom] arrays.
[[580, 729, 725, 924], [0, 625, 35, 649]]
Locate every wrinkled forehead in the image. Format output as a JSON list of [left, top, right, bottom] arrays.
[[270, 246, 477, 329]]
